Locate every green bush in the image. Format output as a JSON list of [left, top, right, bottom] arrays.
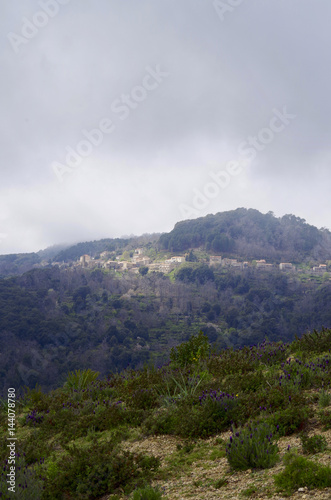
[[128, 388, 159, 410], [241, 484, 258, 497], [291, 327, 331, 354], [226, 423, 279, 470], [170, 331, 210, 367], [226, 370, 265, 394], [274, 452, 331, 494], [132, 484, 163, 499], [319, 389, 331, 408], [207, 349, 257, 377], [143, 407, 177, 436], [214, 476, 228, 488], [43, 440, 160, 499], [300, 433, 328, 454], [266, 404, 310, 436], [17, 430, 54, 465], [318, 409, 331, 430]]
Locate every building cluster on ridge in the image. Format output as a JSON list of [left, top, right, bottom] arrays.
[[75, 248, 330, 277]]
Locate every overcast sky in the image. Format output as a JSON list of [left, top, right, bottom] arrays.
[[1, 0, 331, 254]]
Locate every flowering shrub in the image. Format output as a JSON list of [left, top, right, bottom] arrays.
[[25, 408, 45, 426], [226, 423, 279, 470], [0, 451, 46, 499]]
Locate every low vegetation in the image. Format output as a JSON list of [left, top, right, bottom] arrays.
[[1, 328, 331, 498]]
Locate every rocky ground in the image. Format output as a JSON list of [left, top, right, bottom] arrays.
[[110, 404, 331, 500]]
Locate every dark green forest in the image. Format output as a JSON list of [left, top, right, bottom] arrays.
[[159, 208, 331, 262], [0, 263, 331, 393]]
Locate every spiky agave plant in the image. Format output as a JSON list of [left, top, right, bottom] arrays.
[[63, 368, 99, 392]]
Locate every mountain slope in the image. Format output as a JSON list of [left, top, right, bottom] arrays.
[[159, 208, 331, 262]]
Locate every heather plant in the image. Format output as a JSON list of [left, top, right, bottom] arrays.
[[300, 433, 328, 454], [255, 383, 306, 416], [255, 339, 289, 366], [0, 452, 46, 499], [199, 390, 239, 422], [274, 451, 331, 494], [225, 423, 279, 470], [144, 388, 238, 439], [174, 390, 240, 438], [25, 408, 45, 426], [279, 356, 330, 390]]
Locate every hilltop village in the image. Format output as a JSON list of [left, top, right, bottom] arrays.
[[47, 246, 331, 278]]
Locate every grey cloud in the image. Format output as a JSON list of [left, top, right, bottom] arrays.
[[1, 0, 331, 253]]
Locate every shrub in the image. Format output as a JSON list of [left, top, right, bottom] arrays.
[[0, 451, 46, 499], [207, 348, 257, 377], [196, 390, 239, 435], [132, 485, 163, 499], [170, 331, 210, 367], [143, 407, 177, 436], [25, 408, 45, 426], [319, 389, 331, 408], [274, 452, 331, 494], [226, 423, 279, 470], [241, 485, 258, 497], [43, 440, 160, 499], [318, 409, 331, 430], [63, 368, 100, 392], [226, 370, 265, 394], [291, 327, 331, 354], [128, 388, 159, 410], [300, 433, 328, 454], [265, 404, 310, 436], [18, 430, 54, 465], [214, 476, 228, 488]]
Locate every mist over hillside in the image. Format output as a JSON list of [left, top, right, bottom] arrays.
[[1, 209, 330, 279]]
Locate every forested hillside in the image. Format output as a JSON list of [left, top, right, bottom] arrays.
[[1, 262, 331, 392], [1, 209, 331, 393], [159, 208, 331, 262]]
